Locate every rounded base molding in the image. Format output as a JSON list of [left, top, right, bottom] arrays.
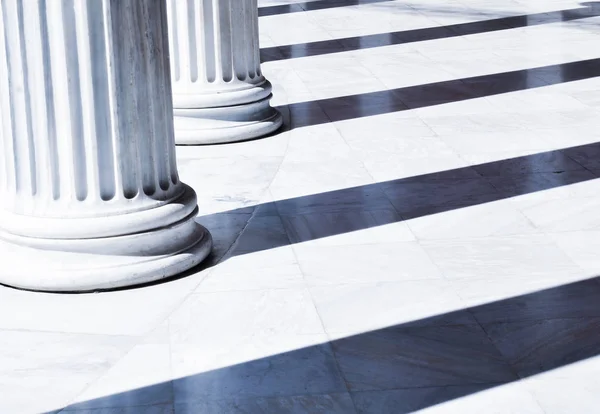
[[0, 185, 213, 292], [174, 94, 283, 145], [172, 78, 272, 109], [0, 223, 212, 292]]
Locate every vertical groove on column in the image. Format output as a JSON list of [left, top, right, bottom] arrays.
[[15, 0, 37, 197], [193, 0, 207, 84], [0, 0, 180, 213], [47, 0, 87, 202], [216, 0, 233, 82], [128, 0, 146, 198], [159, 0, 179, 186], [187, 0, 198, 83], [39, 1, 60, 201], [140, 0, 166, 194], [61, 1, 88, 202], [203, 0, 216, 82], [168, 0, 180, 82], [242, 0, 256, 79], [2, 0, 37, 197], [0, 1, 16, 196], [133, 0, 157, 197], [231, 0, 246, 81], [74, 0, 99, 203], [175, 0, 191, 84], [250, 0, 261, 77], [28, 0, 60, 201], [103, 0, 126, 201], [85, 0, 116, 201], [112, 0, 141, 199]]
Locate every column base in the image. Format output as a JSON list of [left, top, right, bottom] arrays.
[[174, 94, 283, 145], [0, 187, 213, 292]]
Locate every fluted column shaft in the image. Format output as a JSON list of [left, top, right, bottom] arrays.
[[166, 0, 282, 144], [0, 0, 179, 218], [0, 0, 212, 291]]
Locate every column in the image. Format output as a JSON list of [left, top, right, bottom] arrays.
[[166, 0, 282, 144], [0, 0, 212, 292]]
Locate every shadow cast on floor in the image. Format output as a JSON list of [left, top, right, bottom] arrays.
[[259, 0, 396, 17], [51, 8, 600, 410], [279, 57, 600, 129], [260, 2, 600, 62], [199, 139, 599, 260], [89, 34, 600, 293], [186, 57, 600, 262], [57, 61, 600, 412], [60, 276, 600, 412]]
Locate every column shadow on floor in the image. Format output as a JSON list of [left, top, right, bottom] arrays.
[[199, 139, 600, 262], [54, 47, 600, 414], [186, 57, 600, 266], [61, 275, 600, 412], [279, 57, 600, 130], [260, 2, 600, 62], [258, 0, 396, 17]]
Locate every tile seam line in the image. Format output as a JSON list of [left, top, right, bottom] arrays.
[[285, 215, 357, 406], [54, 340, 140, 414]]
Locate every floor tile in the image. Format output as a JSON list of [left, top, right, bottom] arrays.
[[194, 213, 253, 263], [421, 234, 583, 281], [176, 393, 356, 414], [405, 201, 538, 240], [332, 324, 517, 391], [548, 230, 600, 273], [526, 376, 600, 414], [483, 317, 600, 378], [310, 280, 475, 334], [294, 242, 443, 285], [468, 277, 600, 324], [232, 214, 292, 253], [0, 331, 134, 414], [171, 337, 346, 402], [272, 184, 395, 215], [67, 345, 173, 410], [281, 209, 415, 246], [196, 262, 306, 293], [352, 383, 544, 414], [381, 176, 501, 219], [0, 275, 202, 336], [168, 289, 324, 344], [519, 195, 600, 232], [61, 404, 174, 414]]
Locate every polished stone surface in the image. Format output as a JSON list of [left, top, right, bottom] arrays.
[[3, 0, 600, 412]]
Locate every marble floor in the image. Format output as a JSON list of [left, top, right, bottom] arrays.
[[3, 0, 600, 412]]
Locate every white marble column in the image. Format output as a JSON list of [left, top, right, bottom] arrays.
[[0, 0, 212, 292], [167, 0, 282, 144]]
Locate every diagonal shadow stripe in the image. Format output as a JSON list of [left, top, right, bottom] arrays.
[[51, 61, 600, 414], [61, 275, 600, 412], [201, 140, 600, 258], [259, 0, 396, 17], [280, 58, 600, 130], [260, 2, 600, 62], [177, 57, 600, 267]]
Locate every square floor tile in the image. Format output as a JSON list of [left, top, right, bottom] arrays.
[[332, 324, 517, 391], [294, 242, 443, 285], [483, 317, 600, 378], [168, 289, 324, 344], [310, 280, 475, 334], [172, 339, 347, 402]]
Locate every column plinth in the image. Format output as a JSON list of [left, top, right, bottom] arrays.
[[0, 0, 212, 292], [167, 0, 282, 145]]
